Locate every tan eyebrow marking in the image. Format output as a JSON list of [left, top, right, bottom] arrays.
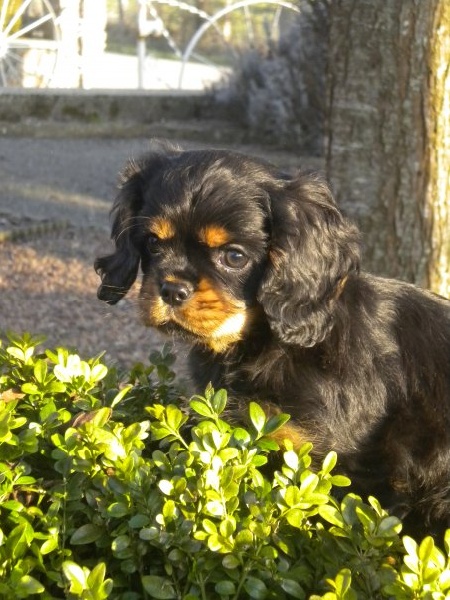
[[198, 225, 231, 248], [150, 217, 176, 240]]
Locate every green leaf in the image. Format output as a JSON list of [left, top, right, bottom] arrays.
[[285, 486, 302, 507], [256, 437, 280, 451], [139, 527, 159, 541], [110, 384, 132, 408], [403, 535, 418, 557], [211, 388, 228, 415], [355, 505, 376, 531], [7, 522, 33, 559], [235, 529, 253, 547], [285, 508, 306, 528], [377, 515, 402, 536], [340, 494, 361, 527], [39, 399, 57, 421], [215, 580, 236, 595], [418, 536, 435, 563], [222, 554, 240, 569], [70, 524, 103, 545], [91, 363, 108, 382], [299, 472, 319, 496], [91, 407, 112, 427], [189, 399, 214, 418], [244, 576, 267, 599], [444, 529, 450, 555], [205, 500, 225, 517], [21, 383, 39, 395], [219, 447, 239, 463], [318, 505, 346, 529], [40, 537, 59, 555], [48, 381, 66, 394], [233, 427, 251, 445], [15, 575, 45, 596], [333, 568, 357, 599], [107, 502, 129, 518], [207, 533, 232, 552], [2, 500, 25, 512], [129, 514, 150, 529], [438, 567, 450, 589], [263, 412, 291, 435], [322, 451, 337, 475], [62, 561, 87, 594], [284, 450, 299, 471], [249, 402, 266, 434], [330, 475, 351, 487], [87, 563, 113, 599], [162, 499, 178, 521], [202, 519, 217, 535], [8, 346, 26, 362], [33, 359, 48, 384], [220, 517, 236, 537], [142, 575, 176, 599], [166, 405, 186, 430], [280, 579, 305, 599], [158, 480, 174, 496], [112, 534, 130, 553]]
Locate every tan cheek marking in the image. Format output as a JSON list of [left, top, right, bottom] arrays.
[[198, 225, 231, 248], [179, 278, 248, 350], [150, 217, 176, 240], [139, 279, 170, 326], [178, 278, 236, 330]]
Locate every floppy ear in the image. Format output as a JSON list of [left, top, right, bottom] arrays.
[[258, 172, 360, 347], [94, 161, 144, 304]]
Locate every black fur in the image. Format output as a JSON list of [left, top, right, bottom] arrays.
[[95, 145, 450, 539]]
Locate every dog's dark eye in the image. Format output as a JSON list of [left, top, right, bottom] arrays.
[[147, 234, 160, 253], [220, 248, 249, 270]]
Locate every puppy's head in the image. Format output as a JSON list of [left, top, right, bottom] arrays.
[[95, 145, 360, 351]]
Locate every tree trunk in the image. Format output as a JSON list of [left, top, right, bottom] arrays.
[[326, 0, 449, 297]]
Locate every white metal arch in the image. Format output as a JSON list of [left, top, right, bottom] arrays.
[[178, 0, 300, 88]]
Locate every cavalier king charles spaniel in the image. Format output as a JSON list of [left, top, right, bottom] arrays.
[[95, 144, 450, 539]]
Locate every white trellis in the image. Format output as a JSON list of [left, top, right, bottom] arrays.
[[0, 0, 108, 88], [0, 0, 300, 89], [137, 0, 300, 90], [0, 0, 61, 87]]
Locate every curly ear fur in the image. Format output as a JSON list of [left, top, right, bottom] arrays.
[[94, 159, 148, 304], [258, 173, 361, 347]]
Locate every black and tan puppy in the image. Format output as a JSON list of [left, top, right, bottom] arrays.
[[95, 144, 450, 538]]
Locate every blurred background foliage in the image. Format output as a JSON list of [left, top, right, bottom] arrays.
[[104, 0, 326, 153]]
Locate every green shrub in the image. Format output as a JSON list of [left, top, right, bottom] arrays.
[[1, 333, 450, 599]]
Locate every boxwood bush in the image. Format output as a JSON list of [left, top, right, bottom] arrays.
[[1, 333, 450, 599]]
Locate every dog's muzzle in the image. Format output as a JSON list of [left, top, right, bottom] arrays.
[[160, 280, 194, 307]]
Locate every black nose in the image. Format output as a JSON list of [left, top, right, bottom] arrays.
[[160, 280, 193, 307]]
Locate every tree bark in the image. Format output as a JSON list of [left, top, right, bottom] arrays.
[[326, 0, 449, 297]]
